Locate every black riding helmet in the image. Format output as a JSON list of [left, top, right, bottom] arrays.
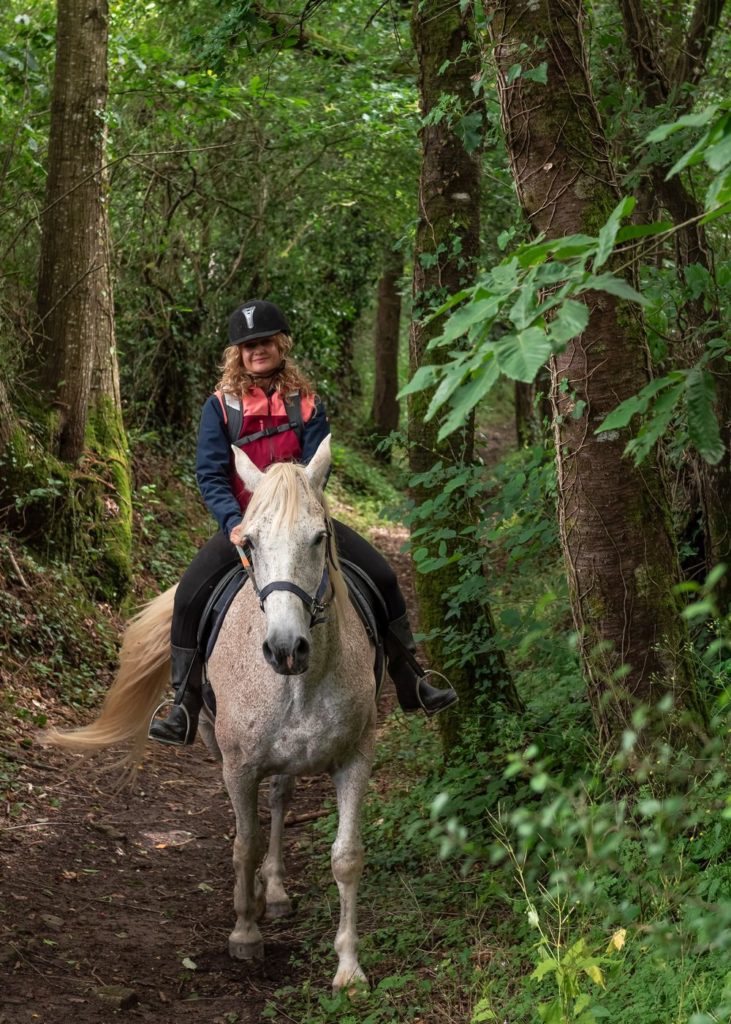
[[228, 300, 291, 346]]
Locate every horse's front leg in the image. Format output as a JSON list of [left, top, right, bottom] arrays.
[[223, 764, 265, 959], [330, 749, 372, 991], [261, 773, 296, 919]]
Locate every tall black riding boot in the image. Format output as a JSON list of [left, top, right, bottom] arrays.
[[386, 613, 458, 717], [148, 645, 202, 746]]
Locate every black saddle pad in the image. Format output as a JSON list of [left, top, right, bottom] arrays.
[[197, 561, 386, 718]]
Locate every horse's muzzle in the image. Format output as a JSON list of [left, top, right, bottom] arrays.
[[262, 635, 311, 675]]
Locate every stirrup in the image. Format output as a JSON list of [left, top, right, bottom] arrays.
[[148, 698, 193, 745], [416, 670, 459, 714]]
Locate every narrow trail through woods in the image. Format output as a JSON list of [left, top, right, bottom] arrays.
[[0, 527, 416, 1024]]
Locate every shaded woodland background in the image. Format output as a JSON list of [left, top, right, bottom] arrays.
[[1, 0, 731, 1020]]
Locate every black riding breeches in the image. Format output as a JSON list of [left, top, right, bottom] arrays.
[[170, 519, 407, 649]]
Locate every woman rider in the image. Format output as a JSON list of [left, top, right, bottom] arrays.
[[149, 299, 457, 745]]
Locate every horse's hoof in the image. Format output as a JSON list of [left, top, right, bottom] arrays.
[[332, 965, 368, 994], [265, 898, 293, 920], [228, 937, 264, 960]]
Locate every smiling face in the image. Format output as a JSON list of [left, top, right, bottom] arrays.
[[239, 335, 281, 377]]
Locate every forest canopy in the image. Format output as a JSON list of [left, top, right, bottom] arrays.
[[1, 0, 731, 1018]]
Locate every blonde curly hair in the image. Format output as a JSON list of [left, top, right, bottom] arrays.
[[215, 333, 314, 397]]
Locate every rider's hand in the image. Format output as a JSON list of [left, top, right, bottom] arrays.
[[229, 523, 246, 546]]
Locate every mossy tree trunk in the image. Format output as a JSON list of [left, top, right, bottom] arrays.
[[619, 0, 731, 609], [410, 0, 522, 753], [370, 248, 403, 456], [28, 0, 131, 600], [487, 0, 707, 751]]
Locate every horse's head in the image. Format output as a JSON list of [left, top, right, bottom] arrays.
[[232, 437, 333, 676]]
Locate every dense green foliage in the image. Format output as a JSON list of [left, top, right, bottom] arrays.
[[1, 0, 731, 1019]]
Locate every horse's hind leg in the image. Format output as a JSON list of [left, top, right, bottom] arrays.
[[261, 773, 295, 919], [223, 765, 266, 960], [330, 750, 372, 991]]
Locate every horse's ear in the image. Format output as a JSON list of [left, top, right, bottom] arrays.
[[305, 435, 331, 494], [232, 445, 264, 492]]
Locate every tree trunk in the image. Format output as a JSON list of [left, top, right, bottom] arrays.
[[619, 0, 731, 607], [370, 249, 403, 454], [410, 0, 522, 752], [488, 0, 706, 750], [32, 0, 131, 599]]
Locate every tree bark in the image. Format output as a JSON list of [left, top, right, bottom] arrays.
[[370, 249, 403, 453], [410, 0, 522, 752], [488, 0, 706, 749], [31, 0, 131, 599], [619, 0, 731, 606]]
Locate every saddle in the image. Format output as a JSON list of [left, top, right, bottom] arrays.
[[198, 560, 387, 716]]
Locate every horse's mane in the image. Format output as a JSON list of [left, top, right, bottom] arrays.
[[242, 463, 349, 620]]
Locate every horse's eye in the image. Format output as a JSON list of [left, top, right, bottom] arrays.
[[311, 532, 326, 547]]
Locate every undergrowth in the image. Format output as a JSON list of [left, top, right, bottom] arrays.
[[264, 442, 731, 1024]]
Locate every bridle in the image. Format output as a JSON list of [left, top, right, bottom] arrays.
[[236, 519, 335, 628]]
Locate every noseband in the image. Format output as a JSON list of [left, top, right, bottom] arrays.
[[236, 521, 334, 628]]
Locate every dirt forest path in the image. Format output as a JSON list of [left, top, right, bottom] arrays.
[[0, 527, 414, 1024]]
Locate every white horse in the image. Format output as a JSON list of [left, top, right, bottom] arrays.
[[45, 437, 378, 991]]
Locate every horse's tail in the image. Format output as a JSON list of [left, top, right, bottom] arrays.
[[43, 586, 176, 767]]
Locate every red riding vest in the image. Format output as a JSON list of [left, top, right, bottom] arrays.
[[215, 388, 316, 512]]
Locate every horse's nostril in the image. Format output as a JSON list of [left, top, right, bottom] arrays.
[[295, 637, 310, 659], [262, 640, 273, 662]]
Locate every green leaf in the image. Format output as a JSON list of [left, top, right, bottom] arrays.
[[686, 366, 725, 464], [508, 268, 539, 329], [437, 358, 500, 439], [595, 375, 677, 433], [544, 234, 593, 260], [398, 364, 440, 399], [582, 273, 648, 306], [496, 328, 552, 382], [615, 221, 673, 241], [429, 297, 501, 348], [594, 196, 635, 270], [645, 105, 718, 142], [523, 62, 548, 84], [532, 957, 559, 980], [548, 300, 589, 345], [705, 130, 731, 172]]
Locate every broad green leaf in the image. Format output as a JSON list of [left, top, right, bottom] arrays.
[[428, 297, 501, 348], [425, 349, 487, 420], [490, 258, 520, 292], [548, 300, 589, 345], [496, 328, 552, 382], [615, 221, 673, 241], [584, 964, 605, 988], [398, 364, 440, 399], [686, 366, 725, 464], [667, 131, 711, 178], [705, 130, 731, 172], [531, 957, 559, 980], [594, 195, 635, 270], [596, 375, 677, 433], [508, 268, 539, 329], [524, 62, 548, 84], [547, 234, 598, 260], [437, 358, 500, 439], [625, 384, 683, 463], [582, 273, 648, 306], [646, 105, 718, 142]]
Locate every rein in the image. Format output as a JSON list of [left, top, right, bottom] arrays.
[[236, 520, 335, 628]]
